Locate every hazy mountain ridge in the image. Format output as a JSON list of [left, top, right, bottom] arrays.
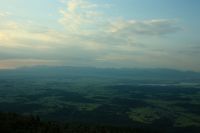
[[0, 66, 200, 80]]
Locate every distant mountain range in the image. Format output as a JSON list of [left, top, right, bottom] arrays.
[[0, 66, 200, 80]]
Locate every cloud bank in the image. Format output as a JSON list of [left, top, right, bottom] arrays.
[[0, 0, 199, 71]]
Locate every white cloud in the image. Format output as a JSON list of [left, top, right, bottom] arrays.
[[58, 0, 181, 48], [1, 0, 194, 70], [59, 0, 106, 34], [0, 11, 11, 17], [108, 19, 181, 36]]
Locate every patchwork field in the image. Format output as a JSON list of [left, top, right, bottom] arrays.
[[0, 76, 200, 132]]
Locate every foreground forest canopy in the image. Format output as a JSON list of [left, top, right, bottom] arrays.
[[0, 112, 160, 133], [0, 111, 199, 133], [0, 66, 200, 133]]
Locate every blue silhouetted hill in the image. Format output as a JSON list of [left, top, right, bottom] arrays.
[[0, 66, 199, 81]]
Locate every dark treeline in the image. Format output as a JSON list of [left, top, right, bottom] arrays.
[[0, 112, 159, 133], [0, 112, 199, 133]]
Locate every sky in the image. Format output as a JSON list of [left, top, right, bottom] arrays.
[[0, 0, 200, 71]]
